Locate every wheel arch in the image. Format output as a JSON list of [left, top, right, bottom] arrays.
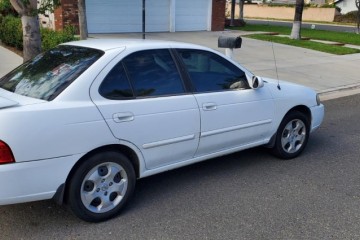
[[54, 144, 141, 205], [265, 105, 311, 148], [286, 105, 311, 124]]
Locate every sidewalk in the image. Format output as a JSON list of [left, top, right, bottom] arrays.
[[0, 46, 22, 78], [1, 31, 360, 97]]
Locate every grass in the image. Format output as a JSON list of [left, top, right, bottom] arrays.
[[231, 24, 360, 45], [229, 24, 360, 55], [246, 34, 360, 55]]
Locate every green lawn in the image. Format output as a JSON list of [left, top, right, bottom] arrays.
[[229, 24, 360, 55], [246, 34, 360, 55], [230, 24, 360, 45]]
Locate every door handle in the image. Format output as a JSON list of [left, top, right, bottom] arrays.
[[202, 103, 217, 111], [113, 112, 134, 123]]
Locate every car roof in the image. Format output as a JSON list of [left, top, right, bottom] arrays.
[[62, 39, 207, 52]]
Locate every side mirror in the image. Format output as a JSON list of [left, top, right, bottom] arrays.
[[250, 76, 264, 89]]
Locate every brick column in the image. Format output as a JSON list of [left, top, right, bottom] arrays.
[[54, 0, 80, 34], [211, 0, 226, 31]]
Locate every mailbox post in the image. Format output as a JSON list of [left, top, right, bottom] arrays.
[[218, 36, 242, 59]]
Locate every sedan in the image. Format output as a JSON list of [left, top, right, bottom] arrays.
[[0, 39, 324, 222]]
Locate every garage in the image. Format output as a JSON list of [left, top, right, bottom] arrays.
[[175, 0, 211, 31], [86, 0, 212, 33]]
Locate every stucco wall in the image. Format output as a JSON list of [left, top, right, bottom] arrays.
[[228, 4, 337, 22]]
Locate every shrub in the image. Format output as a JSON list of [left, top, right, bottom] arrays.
[[0, 15, 22, 49], [0, 0, 18, 16], [41, 25, 78, 51], [334, 11, 358, 23], [0, 15, 78, 52]]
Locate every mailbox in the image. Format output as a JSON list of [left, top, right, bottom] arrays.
[[218, 36, 242, 49]]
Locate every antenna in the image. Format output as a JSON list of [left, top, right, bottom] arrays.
[[270, 40, 281, 90]]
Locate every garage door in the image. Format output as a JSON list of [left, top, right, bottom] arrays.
[[175, 0, 211, 31], [86, 0, 170, 33], [86, 0, 211, 33]]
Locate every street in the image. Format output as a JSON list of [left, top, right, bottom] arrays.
[[1, 93, 360, 239], [246, 19, 360, 33]]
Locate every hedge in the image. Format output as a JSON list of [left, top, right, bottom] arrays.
[[0, 15, 78, 52], [0, 15, 23, 49]]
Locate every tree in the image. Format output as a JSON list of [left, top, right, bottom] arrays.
[[230, 0, 235, 26], [238, 0, 246, 26], [290, 0, 304, 40], [356, 0, 360, 34], [9, 0, 59, 62], [78, 0, 88, 40]]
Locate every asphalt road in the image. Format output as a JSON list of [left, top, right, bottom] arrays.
[[246, 19, 360, 33], [1, 94, 360, 239]]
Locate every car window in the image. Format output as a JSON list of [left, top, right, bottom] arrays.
[[0, 46, 104, 101], [99, 62, 134, 99], [177, 49, 249, 92], [123, 49, 185, 97]]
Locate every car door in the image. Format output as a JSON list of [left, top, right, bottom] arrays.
[[176, 49, 275, 157], [90, 49, 200, 169]]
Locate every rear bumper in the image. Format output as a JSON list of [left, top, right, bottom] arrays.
[[310, 104, 325, 132], [0, 154, 79, 205]]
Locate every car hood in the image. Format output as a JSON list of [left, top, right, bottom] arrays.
[[262, 77, 318, 107]]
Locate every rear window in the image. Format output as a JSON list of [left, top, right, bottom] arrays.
[[0, 45, 104, 101]]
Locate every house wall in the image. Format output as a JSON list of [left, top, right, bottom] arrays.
[[227, 4, 338, 22], [54, 0, 80, 34]]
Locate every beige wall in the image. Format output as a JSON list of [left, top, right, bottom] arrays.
[[227, 4, 337, 22]]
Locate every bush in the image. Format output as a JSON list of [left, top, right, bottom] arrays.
[[0, 15, 22, 49], [334, 11, 359, 23], [41, 25, 78, 51], [0, 0, 18, 16], [0, 15, 78, 52]]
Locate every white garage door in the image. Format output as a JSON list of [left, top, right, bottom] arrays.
[[175, 0, 211, 31], [86, 0, 170, 33], [86, 0, 211, 33]]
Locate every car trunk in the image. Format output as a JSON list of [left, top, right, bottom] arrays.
[[0, 88, 46, 109]]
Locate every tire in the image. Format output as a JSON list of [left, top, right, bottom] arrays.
[[67, 151, 136, 222], [272, 111, 310, 159]]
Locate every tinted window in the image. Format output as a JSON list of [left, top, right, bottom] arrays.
[[123, 49, 185, 97], [0, 46, 104, 101], [177, 49, 249, 92], [99, 62, 134, 99]]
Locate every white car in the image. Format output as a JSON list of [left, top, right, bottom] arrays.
[[0, 39, 324, 222]]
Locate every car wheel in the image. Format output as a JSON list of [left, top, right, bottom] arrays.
[[67, 151, 136, 222], [272, 111, 310, 159]]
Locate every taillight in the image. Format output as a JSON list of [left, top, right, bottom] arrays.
[[0, 141, 15, 164]]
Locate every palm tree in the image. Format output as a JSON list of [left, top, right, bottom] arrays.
[[290, 0, 304, 40], [238, 0, 246, 26]]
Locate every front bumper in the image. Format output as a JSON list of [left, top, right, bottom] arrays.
[[310, 104, 325, 132], [0, 154, 80, 205]]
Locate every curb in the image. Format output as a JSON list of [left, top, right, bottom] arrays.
[[318, 83, 360, 101]]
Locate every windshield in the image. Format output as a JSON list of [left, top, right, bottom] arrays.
[[0, 45, 104, 101]]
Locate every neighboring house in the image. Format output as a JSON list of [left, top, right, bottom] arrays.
[[38, 0, 55, 29], [335, 0, 358, 14], [52, 0, 226, 34]]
